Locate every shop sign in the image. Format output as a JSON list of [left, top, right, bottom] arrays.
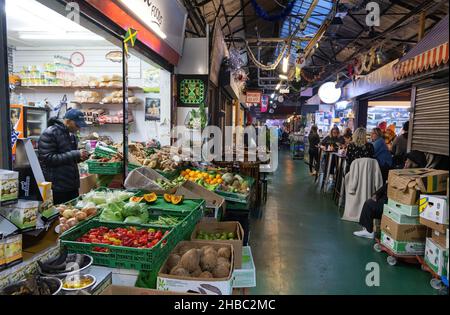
[[117, 0, 187, 55], [261, 95, 269, 113], [177, 75, 208, 107], [246, 91, 262, 105], [343, 59, 398, 100]]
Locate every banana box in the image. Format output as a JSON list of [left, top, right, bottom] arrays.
[[419, 195, 448, 225], [425, 237, 448, 277]]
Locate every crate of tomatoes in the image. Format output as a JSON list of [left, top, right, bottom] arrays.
[[60, 220, 175, 270]]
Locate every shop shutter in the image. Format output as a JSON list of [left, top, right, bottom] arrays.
[[411, 82, 449, 156]]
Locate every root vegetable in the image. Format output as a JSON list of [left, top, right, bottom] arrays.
[[212, 263, 230, 278], [75, 212, 87, 221], [191, 267, 202, 278], [167, 254, 181, 271], [199, 271, 213, 279], [179, 249, 200, 273], [170, 266, 189, 277], [62, 209, 75, 219], [66, 218, 78, 228], [218, 247, 231, 260], [200, 253, 218, 272], [217, 257, 229, 265]]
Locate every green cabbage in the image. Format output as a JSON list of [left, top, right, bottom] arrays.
[[99, 207, 124, 222], [124, 216, 145, 224], [122, 202, 147, 218]]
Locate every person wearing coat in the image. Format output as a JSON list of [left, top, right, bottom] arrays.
[[371, 127, 393, 181], [353, 150, 427, 239], [342, 158, 384, 223], [38, 109, 89, 205]]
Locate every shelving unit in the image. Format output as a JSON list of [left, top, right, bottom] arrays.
[[13, 85, 144, 91]]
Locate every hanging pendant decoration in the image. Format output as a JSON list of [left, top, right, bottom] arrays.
[[124, 28, 138, 55], [251, 0, 296, 22]]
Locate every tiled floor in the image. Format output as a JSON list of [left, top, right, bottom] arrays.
[[249, 151, 436, 295]]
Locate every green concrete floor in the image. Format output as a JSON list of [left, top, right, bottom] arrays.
[[249, 151, 436, 295]]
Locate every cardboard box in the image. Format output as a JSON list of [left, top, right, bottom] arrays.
[[2, 200, 39, 230], [157, 241, 234, 295], [419, 195, 448, 225], [420, 217, 448, 234], [0, 170, 19, 206], [425, 237, 448, 277], [381, 231, 425, 256], [101, 285, 195, 295], [79, 174, 98, 195], [380, 214, 427, 242], [387, 169, 449, 205], [387, 199, 419, 217], [176, 180, 225, 210], [383, 204, 419, 225], [233, 246, 256, 288], [0, 238, 5, 271], [4, 234, 22, 266], [431, 229, 447, 248], [191, 221, 243, 268]]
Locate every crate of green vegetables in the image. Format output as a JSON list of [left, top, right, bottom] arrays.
[[215, 173, 254, 204]]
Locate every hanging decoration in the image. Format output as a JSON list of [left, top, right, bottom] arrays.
[[348, 48, 377, 82], [228, 48, 245, 71], [123, 28, 138, 55], [250, 0, 296, 22], [245, 41, 289, 71], [295, 51, 306, 82], [300, 67, 326, 83]]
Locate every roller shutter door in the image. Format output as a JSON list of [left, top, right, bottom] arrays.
[[411, 82, 449, 156]]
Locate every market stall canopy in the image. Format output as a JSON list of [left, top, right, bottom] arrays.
[[393, 15, 449, 80]]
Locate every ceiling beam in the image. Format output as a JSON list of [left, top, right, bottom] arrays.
[[196, 0, 214, 7], [222, 0, 251, 30], [390, 0, 441, 22]]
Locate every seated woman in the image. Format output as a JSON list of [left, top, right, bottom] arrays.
[[345, 127, 374, 173], [353, 150, 427, 239], [321, 127, 344, 152]]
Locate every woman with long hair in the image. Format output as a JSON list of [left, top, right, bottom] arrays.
[[346, 128, 374, 173], [308, 125, 321, 175]]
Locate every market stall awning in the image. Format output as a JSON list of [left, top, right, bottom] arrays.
[[393, 15, 449, 80]]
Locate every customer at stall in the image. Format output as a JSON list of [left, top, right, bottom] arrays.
[[308, 125, 321, 176], [38, 109, 89, 205], [320, 127, 344, 151], [342, 128, 353, 150], [353, 150, 427, 239], [371, 127, 393, 180], [345, 128, 374, 173], [391, 121, 409, 168]]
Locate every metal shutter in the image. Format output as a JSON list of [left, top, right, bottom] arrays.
[[411, 82, 449, 156]]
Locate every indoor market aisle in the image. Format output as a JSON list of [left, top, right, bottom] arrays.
[[249, 151, 435, 295]]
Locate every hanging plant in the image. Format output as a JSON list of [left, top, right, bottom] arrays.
[[250, 0, 296, 22]]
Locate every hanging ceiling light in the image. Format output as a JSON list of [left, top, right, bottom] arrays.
[[271, 93, 276, 99], [279, 74, 288, 80], [275, 82, 282, 90], [318, 82, 342, 104]]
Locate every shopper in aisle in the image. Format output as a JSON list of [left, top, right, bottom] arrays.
[[345, 128, 375, 173], [371, 127, 393, 181], [308, 125, 321, 176], [38, 109, 89, 205], [320, 127, 344, 151], [353, 150, 427, 239], [391, 121, 409, 168]]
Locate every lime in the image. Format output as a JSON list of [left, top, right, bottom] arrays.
[[227, 232, 235, 239]]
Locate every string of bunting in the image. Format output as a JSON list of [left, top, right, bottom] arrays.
[[250, 0, 296, 22]]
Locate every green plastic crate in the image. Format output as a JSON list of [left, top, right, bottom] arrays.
[[215, 176, 255, 204], [156, 169, 180, 180], [60, 220, 176, 270], [94, 145, 119, 159], [128, 163, 142, 172], [87, 160, 123, 175]]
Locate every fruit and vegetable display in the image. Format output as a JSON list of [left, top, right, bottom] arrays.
[[180, 169, 223, 191], [99, 200, 149, 224], [1, 276, 62, 295], [155, 177, 186, 190], [38, 250, 92, 276], [195, 231, 237, 241], [127, 146, 185, 172], [163, 194, 184, 205], [57, 204, 98, 234], [82, 190, 135, 206], [76, 226, 169, 250], [147, 215, 183, 227], [165, 244, 232, 279], [218, 173, 250, 195]]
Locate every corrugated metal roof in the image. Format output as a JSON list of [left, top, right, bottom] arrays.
[[399, 14, 449, 63]]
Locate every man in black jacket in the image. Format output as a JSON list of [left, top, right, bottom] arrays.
[[38, 109, 89, 204]]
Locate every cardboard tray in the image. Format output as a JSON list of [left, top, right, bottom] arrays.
[[176, 181, 225, 210]]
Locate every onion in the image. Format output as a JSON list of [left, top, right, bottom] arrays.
[[75, 212, 88, 221], [67, 218, 78, 228]]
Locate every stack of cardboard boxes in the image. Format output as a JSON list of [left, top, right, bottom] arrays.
[[381, 169, 448, 256], [419, 179, 449, 278]]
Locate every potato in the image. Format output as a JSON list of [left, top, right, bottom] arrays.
[[218, 247, 231, 260], [62, 209, 75, 219], [199, 271, 213, 279], [179, 249, 200, 273], [170, 266, 189, 277], [167, 254, 181, 271], [177, 244, 191, 256], [200, 253, 218, 272], [191, 267, 202, 278], [217, 257, 229, 265], [213, 263, 230, 278]]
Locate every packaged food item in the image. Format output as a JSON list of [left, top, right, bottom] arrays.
[[2, 200, 39, 230], [0, 170, 19, 206], [4, 234, 22, 267]]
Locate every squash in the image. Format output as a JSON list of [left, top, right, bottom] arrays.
[[130, 196, 144, 203], [144, 193, 158, 203], [171, 195, 184, 205], [164, 194, 173, 203]]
